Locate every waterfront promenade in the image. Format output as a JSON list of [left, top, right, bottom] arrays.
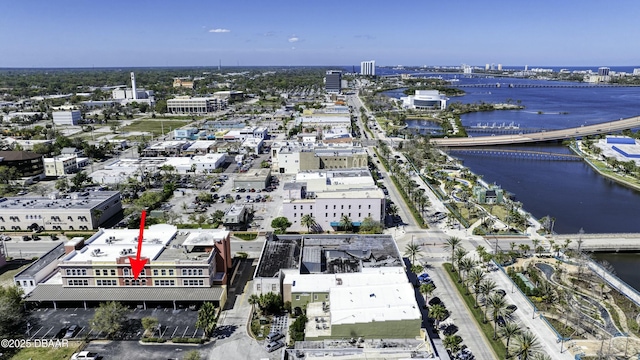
[[554, 233, 640, 252]]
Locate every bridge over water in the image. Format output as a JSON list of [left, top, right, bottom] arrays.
[[448, 148, 581, 161], [449, 83, 640, 89], [431, 115, 640, 147]]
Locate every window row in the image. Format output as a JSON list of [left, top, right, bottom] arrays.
[[68, 279, 89, 286], [183, 279, 205, 286], [124, 279, 147, 286], [181, 269, 204, 276], [325, 205, 371, 210], [95, 269, 117, 276], [292, 205, 313, 210], [153, 269, 175, 276], [154, 280, 176, 286], [96, 279, 117, 286], [66, 269, 87, 276]]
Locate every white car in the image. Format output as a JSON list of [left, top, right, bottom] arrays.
[[70, 351, 99, 360]]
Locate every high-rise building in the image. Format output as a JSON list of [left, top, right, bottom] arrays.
[[497, 64, 502, 71], [360, 60, 375, 76], [325, 70, 342, 93], [598, 67, 610, 77], [485, 64, 490, 71]]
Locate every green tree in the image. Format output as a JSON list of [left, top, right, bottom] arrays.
[[444, 237, 462, 271], [500, 321, 521, 357], [404, 241, 423, 265], [511, 331, 541, 360], [487, 293, 508, 339], [0, 286, 25, 338], [428, 303, 449, 327], [91, 301, 129, 339], [443, 335, 463, 353], [420, 283, 435, 305], [289, 314, 308, 341], [479, 278, 497, 321], [458, 257, 475, 285], [467, 268, 485, 305], [141, 316, 159, 336], [300, 214, 317, 233], [257, 293, 282, 315], [453, 247, 469, 275], [155, 99, 168, 115], [271, 216, 292, 234], [0, 166, 18, 184], [339, 214, 353, 232], [358, 216, 383, 234], [71, 170, 90, 190], [196, 302, 218, 338]]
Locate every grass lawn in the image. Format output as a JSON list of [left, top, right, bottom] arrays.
[[443, 263, 507, 359], [120, 119, 192, 136], [9, 340, 83, 360], [0, 260, 32, 287]]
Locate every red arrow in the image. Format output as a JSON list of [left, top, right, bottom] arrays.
[[128, 210, 148, 280]]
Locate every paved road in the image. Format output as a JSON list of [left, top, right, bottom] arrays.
[[487, 268, 575, 360], [428, 262, 496, 360], [5, 239, 60, 259]]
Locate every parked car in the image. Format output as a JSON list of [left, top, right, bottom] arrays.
[[71, 351, 99, 360], [495, 289, 506, 298], [506, 304, 517, 313], [265, 340, 285, 352], [64, 324, 78, 339], [266, 331, 284, 342]]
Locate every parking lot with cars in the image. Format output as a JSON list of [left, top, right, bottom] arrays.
[[27, 307, 201, 342]]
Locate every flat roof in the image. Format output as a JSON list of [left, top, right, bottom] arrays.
[[235, 168, 271, 181], [15, 243, 65, 279], [185, 141, 217, 150], [224, 205, 246, 217], [330, 283, 421, 325], [255, 238, 301, 278], [145, 141, 189, 150], [64, 224, 177, 263], [284, 267, 407, 293], [26, 284, 225, 302], [0, 191, 119, 211], [182, 230, 229, 247], [314, 189, 384, 199]]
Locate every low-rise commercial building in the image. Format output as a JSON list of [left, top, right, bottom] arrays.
[[223, 204, 249, 230], [254, 234, 420, 340], [0, 191, 122, 231], [0, 151, 44, 182], [233, 168, 271, 190], [281, 169, 384, 231], [44, 155, 87, 177], [167, 97, 227, 114], [271, 142, 367, 174], [21, 226, 232, 309], [52, 110, 82, 126]]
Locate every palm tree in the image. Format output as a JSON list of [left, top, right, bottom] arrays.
[[387, 204, 399, 217], [500, 321, 521, 357], [458, 257, 475, 285], [443, 335, 463, 353], [300, 214, 317, 233], [339, 214, 353, 232], [420, 283, 435, 305], [467, 268, 485, 304], [453, 247, 469, 275], [511, 331, 542, 360], [428, 304, 448, 327], [404, 240, 423, 265], [444, 237, 462, 271], [479, 279, 497, 320], [531, 239, 540, 256], [248, 294, 259, 312], [486, 293, 508, 339]]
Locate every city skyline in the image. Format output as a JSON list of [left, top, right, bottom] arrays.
[[1, 0, 640, 68]]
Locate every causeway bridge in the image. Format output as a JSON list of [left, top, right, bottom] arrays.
[[447, 148, 581, 161], [553, 233, 640, 252], [450, 83, 640, 89], [431, 115, 640, 147]]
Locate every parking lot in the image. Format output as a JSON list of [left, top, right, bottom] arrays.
[[27, 307, 201, 341]]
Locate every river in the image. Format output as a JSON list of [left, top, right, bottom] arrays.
[[382, 73, 640, 289]]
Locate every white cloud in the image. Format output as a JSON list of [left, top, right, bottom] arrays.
[[209, 28, 231, 33], [288, 36, 299, 43]]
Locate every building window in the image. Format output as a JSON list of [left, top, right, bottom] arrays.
[[348, 205, 351, 209], [314, 294, 318, 300], [30, 280, 34, 286], [198, 269, 204, 276], [295, 295, 300, 301], [325, 294, 329, 300], [161, 269, 167, 276], [293, 205, 296, 210], [310, 205, 313, 210], [153, 270, 159, 276], [95, 270, 100, 276], [325, 205, 328, 209], [341, 205, 344, 209], [256, 284, 261, 291], [124, 268, 130, 276], [359, 205, 362, 209], [300, 206, 303, 210], [368, 205, 371, 209], [272, 284, 277, 291], [333, 205, 336, 209], [168, 270, 174, 276], [358, 213, 361, 217], [325, 213, 328, 217], [110, 269, 115, 276]]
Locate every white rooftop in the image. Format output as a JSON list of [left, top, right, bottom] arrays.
[[185, 141, 217, 150], [64, 224, 178, 263], [182, 230, 230, 247], [330, 283, 421, 325], [284, 267, 407, 293]]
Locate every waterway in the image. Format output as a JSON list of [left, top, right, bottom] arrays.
[[382, 74, 640, 290]]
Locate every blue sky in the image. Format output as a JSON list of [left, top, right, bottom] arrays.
[[1, 0, 639, 67]]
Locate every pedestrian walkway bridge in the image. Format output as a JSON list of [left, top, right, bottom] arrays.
[[431, 115, 640, 147], [448, 148, 582, 161]]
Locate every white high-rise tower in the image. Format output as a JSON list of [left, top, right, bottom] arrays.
[[360, 60, 376, 76], [130, 72, 137, 100]]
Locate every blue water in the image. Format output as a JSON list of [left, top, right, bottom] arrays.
[[382, 77, 640, 235]]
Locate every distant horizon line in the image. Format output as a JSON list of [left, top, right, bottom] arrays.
[[0, 64, 638, 70]]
